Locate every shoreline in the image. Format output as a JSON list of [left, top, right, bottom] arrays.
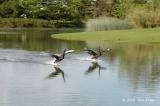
[[52, 27, 160, 43]]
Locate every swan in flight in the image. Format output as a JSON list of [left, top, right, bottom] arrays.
[[50, 49, 74, 66], [84, 47, 109, 62]]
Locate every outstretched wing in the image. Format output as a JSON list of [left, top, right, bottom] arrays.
[[65, 50, 74, 55], [87, 50, 97, 56], [50, 54, 59, 59]]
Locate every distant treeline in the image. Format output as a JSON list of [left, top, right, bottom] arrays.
[[0, 0, 160, 28]]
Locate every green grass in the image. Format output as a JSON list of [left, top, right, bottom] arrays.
[[52, 27, 160, 43]]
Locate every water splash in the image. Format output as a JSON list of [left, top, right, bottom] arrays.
[[75, 57, 102, 62]]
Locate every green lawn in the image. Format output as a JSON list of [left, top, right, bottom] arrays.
[[52, 28, 160, 43]]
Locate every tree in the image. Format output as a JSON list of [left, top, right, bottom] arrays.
[[0, 0, 19, 18], [0, 0, 7, 4], [146, 0, 160, 11], [111, 0, 133, 19]]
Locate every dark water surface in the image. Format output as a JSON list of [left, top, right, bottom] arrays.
[[0, 28, 160, 106]]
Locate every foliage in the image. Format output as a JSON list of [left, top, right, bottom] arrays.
[[127, 9, 160, 28], [0, 18, 53, 28], [146, 0, 160, 11], [127, 0, 160, 28], [86, 17, 133, 31], [0, 0, 19, 18], [111, 0, 133, 19], [93, 0, 108, 17], [0, 18, 84, 28], [0, 0, 6, 4], [0, 0, 89, 27], [0, 0, 160, 28]]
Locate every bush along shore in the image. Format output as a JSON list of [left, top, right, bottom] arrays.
[[0, 18, 84, 28]]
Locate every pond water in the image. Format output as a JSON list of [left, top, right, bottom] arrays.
[[0, 28, 160, 106]]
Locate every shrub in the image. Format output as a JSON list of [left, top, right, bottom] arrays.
[[0, 18, 55, 28], [127, 9, 160, 28], [86, 17, 133, 32], [0, 18, 84, 28], [54, 20, 84, 28]]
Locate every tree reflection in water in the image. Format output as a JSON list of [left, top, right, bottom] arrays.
[[102, 43, 160, 92], [86, 41, 160, 92]]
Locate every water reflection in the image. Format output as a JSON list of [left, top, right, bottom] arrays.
[[99, 43, 160, 92], [85, 62, 106, 77], [0, 28, 85, 52], [86, 41, 160, 92], [47, 66, 66, 82]]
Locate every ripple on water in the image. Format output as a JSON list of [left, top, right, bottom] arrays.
[[1, 44, 160, 106], [0, 49, 52, 65]]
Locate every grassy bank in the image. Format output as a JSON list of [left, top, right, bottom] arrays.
[[52, 27, 160, 43]]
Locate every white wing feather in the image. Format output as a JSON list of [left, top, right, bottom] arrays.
[[65, 50, 74, 54]]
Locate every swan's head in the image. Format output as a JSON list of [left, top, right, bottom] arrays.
[[84, 47, 88, 51], [107, 48, 110, 51]]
